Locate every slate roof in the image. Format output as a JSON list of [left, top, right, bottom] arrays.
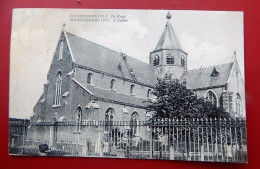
[[153, 21, 182, 51], [66, 32, 158, 86], [65, 31, 233, 92], [72, 78, 149, 108], [181, 63, 233, 90]]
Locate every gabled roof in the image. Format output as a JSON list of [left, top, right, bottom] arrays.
[[181, 63, 233, 90], [66, 32, 158, 86], [153, 20, 182, 51]]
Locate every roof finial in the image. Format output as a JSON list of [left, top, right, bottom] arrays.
[[231, 50, 237, 62], [62, 23, 66, 31], [166, 12, 171, 20]]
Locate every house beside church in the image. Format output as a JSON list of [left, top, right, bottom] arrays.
[[29, 13, 245, 155]]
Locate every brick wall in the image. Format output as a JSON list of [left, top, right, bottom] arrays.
[[74, 67, 154, 100]]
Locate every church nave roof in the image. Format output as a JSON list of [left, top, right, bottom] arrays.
[[66, 32, 158, 87]]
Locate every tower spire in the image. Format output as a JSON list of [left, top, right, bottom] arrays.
[[153, 12, 182, 51]]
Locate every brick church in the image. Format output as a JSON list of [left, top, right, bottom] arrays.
[[31, 12, 245, 126]]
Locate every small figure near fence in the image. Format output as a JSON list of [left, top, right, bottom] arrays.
[[38, 142, 49, 156]]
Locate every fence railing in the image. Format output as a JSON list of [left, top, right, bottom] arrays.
[[9, 118, 247, 162]]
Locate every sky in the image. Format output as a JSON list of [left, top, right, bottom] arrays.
[[9, 9, 244, 119]]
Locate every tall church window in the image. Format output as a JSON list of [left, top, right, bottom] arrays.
[[130, 84, 135, 95], [130, 112, 139, 137], [166, 52, 174, 64], [87, 72, 93, 84], [204, 90, 217, 107], [58, 40, 64, 61], [54, 72, 62, 106], [153, 55, 160, 66], [105, 108, 114, 132], [76, 106, 82, 131], [110, 79, 115, 90], [235, 93, 242, 115], [181, 55, 185, 67], [147, 89, 152, 99]]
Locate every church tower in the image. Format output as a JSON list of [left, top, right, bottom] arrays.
[[150, 12, 188, 80]]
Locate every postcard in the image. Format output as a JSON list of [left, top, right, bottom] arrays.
[[9, 9, 247, 163]]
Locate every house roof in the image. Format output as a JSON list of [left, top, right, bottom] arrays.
[[181, 63, 233, 90], [72, 78, 149, 108], [66, 32, 158, 86], [153, 20, 182, 51]]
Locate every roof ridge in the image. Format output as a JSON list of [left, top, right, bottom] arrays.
[[187, 62, 233, 72], [66, 31, 153, 67], [66, 32, 119, 55]]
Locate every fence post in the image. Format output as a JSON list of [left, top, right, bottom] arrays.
[[200, 118, 204, 161], [197, 118, 200, 161], [184, 118, 187, 160], [206, 118, 209, 161], [22, 119, 26, 146], [149, 119, 153, 159], [193, 118, 195, 161], [180, 118, 184, 160], [209, 118, 213, 161], [234, 119, 238, 162], [172, 118, 175, 160], [215, 117, 218, 161], [229, 118, 233, 162], [240, 118, 244, 162], [187, 119, 191, 160], [176, 119, 179, 160], [220, 118, 223, 162], [224, 118, 228, 162]]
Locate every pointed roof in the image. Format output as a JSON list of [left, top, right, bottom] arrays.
[[154, 13, 182, 51]]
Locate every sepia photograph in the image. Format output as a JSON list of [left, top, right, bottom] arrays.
[[9, 9, 247, 163]]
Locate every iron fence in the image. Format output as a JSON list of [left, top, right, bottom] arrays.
[[9, 118, 247, 162]]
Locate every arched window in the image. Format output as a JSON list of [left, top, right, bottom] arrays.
[[130, 112, 139, 137], [235, 93, 242, 115], [147, 89, 152, 99], [105, 108, 114, 132], [181, 55, 185, 67], [76, 106, 82, 131], [130, 84, 135, 95], [54, 72, 62, 106], [153, 55, 160, 66], [58, 40, 64, 61], [110, 79, 116, 90], [87, 72, 93, 84], [166, 52, 174, 64], [204, 90, 217, 107]]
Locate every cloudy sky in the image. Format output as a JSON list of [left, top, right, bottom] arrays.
[[9, 9, 244, 119]]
